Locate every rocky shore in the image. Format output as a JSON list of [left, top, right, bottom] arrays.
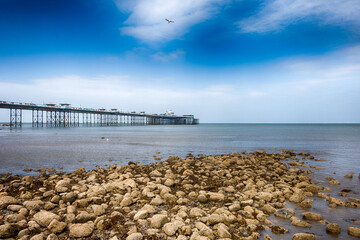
[[0, 151, 360, 239]]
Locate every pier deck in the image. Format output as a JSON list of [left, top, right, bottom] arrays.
[[0, 101, 199, 128]]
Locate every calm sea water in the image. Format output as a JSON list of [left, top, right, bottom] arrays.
[[1, 123, 360, 239], [0, 123, 359, 176]]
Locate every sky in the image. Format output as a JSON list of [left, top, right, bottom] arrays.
[[0, 0, 359, 123]]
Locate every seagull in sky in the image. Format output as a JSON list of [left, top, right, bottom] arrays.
[[165, 19, 174, 23]]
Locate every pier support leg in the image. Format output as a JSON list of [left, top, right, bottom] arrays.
[[10, 109, 22, 128]]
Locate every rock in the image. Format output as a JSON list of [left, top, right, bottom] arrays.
[[198, 194, 208, 203], [30, 233, 44, 240], [150, 197, 163, 206], [55, 179, 71, 193], [344, 172, 354, 178], [190, 207, 205, 217], [291, 216, 311, 228], [326, 223, 340, 235], [134, 210, 148, 220], [47, 233, 58, 240], [126, 232, 143, 240], [264, 233, 272, 240], [207, 213, 225, 225], [150, 214, 169, 229], [289, 190, 305, 203], [302, 212, 323, 221], [28, 220, 41, 231], [23, 200, 44, 211], [272, 226, 288, 234], [164, 179, 174, 187], [18, 228, 30, 238], [195, 222, 214, 238], [275, 208, 295, 219], [208, 192, 225, 201], [0, 196, 19, 209], [69, 222, 94, 238], [122, 178, 137, 188], [241, 199, 253, 206], [229, 203, 241, 212], [216, 223, 231, 238], [292, 233, 315, 240], [348, 226, 360, 238], [257, 192, 272, 202], [120, 197, 133, 207], [150, 170, 162, 177], [63, 192, 77, 203], [162, 221, 184, 236], [262, 204, 276, 214], [48, 219, 67, 233], [91, 204, 106, 216], [141, 204, 156, 214], [7, 204, 22, 211], [299, 199, 313, 208], [0, 223, 18, 238], [256, 212, 266, 222], [329, 179, 340, 185], [5, 213, 25, 223], [305, 185, 318, 194], [34, 211, 61, 227], [75, 212, 95, 223]]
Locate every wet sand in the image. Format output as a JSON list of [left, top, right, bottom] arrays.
[[0, 150, 360, 239]]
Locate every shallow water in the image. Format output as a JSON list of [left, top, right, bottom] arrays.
[[0, 123, 359, 238], [1, 124, 359, 174]]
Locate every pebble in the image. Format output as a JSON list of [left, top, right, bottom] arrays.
[[150, 214, 169, 229], [302, 212, 323, 221], [348, 226, 360, 238], [326, 223, 341, 235], [292, 233, 316, 240], [69, 222, 94, 237]]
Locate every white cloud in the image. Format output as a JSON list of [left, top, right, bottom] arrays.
[[117, 0, 227, 42], [152, 50, 185, 62], [238, 0, 360, 33]]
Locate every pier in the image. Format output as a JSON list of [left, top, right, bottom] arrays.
[[0, 101, 199, 128]]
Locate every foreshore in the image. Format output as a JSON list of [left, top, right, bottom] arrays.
[[0, 151, 360, 239]]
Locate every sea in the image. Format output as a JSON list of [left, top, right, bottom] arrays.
[[0, 123, 359, 239]]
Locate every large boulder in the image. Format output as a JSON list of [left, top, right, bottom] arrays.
[[23, 200, 44, 211], [150, 214, 169, 229], [162, 220, 184, 236], [34, 211, 61, 227], [302, 212, 323, 221], [0, 196, 19, 209], [292, 233, 316, 240], [0, 223, 19, 238], [69, 222, 94, 238], [208, 192, 225, 201], [55, 179, 71, 193], [47, 219, 67, 233], [326, 223, 340, 235], [348, 226, 360, 238], [126, 233, 143, 240]]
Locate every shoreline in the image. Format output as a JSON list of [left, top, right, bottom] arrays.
[[1, 151, 360, 239]]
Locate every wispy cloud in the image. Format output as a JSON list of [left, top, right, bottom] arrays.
[[238, 0, 360, 33], [116, 0, 227, 42], [152, 50, 185, 62]]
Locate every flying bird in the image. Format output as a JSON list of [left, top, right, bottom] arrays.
[[165, 19, 174, 23]]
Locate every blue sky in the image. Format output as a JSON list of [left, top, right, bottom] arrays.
[[0, 0, 360, 123]]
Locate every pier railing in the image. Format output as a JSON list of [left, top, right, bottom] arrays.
[[0, 101, 199, 128]]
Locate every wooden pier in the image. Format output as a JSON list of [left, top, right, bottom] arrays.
[[0, 101, 199, 128]]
